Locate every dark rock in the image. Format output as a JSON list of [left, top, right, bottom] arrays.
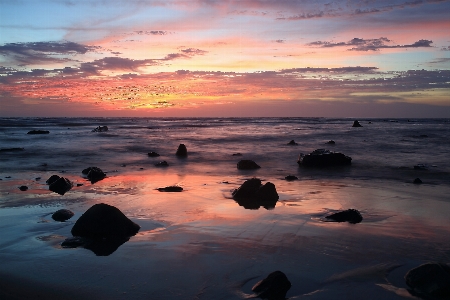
[[352, 120, 362, 127], [52, 209, 74, 222], [232, 153, 242, 156], [413, 178, 423, 184], [405, 262, 450, 299], [27, 130, 50, 134], [232, 178, 279, 210], [298, 149, 352, 167], [49, 177, 73, 195], [285, 175, 298, 181], [82, 167, 106, 183], [71, 203, 140, 238], [148, 151, 160, 157], [176, 144, 188, 157], [157, 186, 183, 192], [0, 147, 24, 152], [237, 160, 261, 170], [46, 175, 61, 185], [325, 140, 335, 145], [287, 140, 298, 145], [77, 183, 83, 187], [155, 161, 169, 167], [414, 164, 428, 170], [325, 209, 363, 224], [18, 185, 28, 191], [252, 271, 291, 300], [35, 177, 41, 181], [92, 126, 108, 132]]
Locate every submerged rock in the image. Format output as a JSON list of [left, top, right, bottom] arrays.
[[92, 125, 108, 132], [82, 167, 106, 183], [252, 271, 291, 300], [298, 149, 351, 167], [176, 143, 188, 157], [157, 186, 183, 192], [287, 140, 298, 145], [27, 130, 50, 134], [155, 161, 169, 167], [71, 203, 140, 238], [49, 176, 73, 195], [148, 151, 160, 157], [232, 178, 279, 210], [325, 209, 363, 224], [285, 175, 298, 181], [405, 262, 450, 299], [413, 178, 423, 184], [352, 120, 362, 127], [237, 160, 261, 170], [325, 140, 336, 145], [52, 209, 74, 222]]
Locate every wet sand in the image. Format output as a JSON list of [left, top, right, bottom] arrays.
[[1, 170, 450, 299]]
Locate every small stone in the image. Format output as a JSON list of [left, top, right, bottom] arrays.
[[18, 186, 28, 191], [352, 120, 362, 127], [148, 151, 160, 157], [413, 178, 422, 184], [287, 140, 298, 145], [157, 186, 183, 192], [326, 140, 335, 144], [325, 209, 363, 224], [52, 209, 74, 222], [155, 161, 169, 167], [285, 175, 298, 181], [237, 160, 261, 170]]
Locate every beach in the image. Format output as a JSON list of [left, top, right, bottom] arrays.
[[1, 118, 449, 299]]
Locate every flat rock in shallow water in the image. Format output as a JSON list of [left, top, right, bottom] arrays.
[[405, 262, 450, 299], [157, 186, 183, 192], [325, 209, 363, 224], [252, 271, 291, 300], [71, 203, 140, 238], [52, 209, 74, 221], [27, 130, 49, 134], [237, 160, 261, 170], [298, 149, 351, 167]]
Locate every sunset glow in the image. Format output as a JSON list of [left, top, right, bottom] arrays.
[[1, 0, 449, 117]]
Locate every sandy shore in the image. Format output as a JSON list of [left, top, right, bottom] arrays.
[[1, 170, 450, 299]]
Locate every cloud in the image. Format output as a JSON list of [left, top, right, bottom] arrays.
[[307, 38, 433, 51], [0, 41, 99, 65], [134, 30, 168, 35], [180, 48, 208, 55], [275, 40, 285, 43], [79, 57, 159, 74]]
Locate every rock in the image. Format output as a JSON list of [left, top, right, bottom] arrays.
[[46, 175, 61, 185], [237, 160, 261, 170], [155, 161, 169, 167], [49, 177, 73, 195], [285, 175, 298, 181], [148, 151, 160, 157], [232, 178, 279, 210], [71, 203, 140, 238], [18, 185, 28, 191], [413, 178, 423, 184], [287, 140, 298, 145], [0, 147, 24, 152], [157, 186, 183, 192], [325, 140, 335, 145], [52, 209, 74, 222], [176, 144, 188, 157], [252, 271, 291, 300], [297, 149, 351, 167], [82, 167, 106, 183], [27, 130, 50, 134], [352, 120, 362, 127], [92, 126, 108, 132], [405, 262, 450, 299], [325, 209, 363, 224]]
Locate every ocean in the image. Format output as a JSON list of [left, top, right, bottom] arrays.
[[0, 117, 449, 299]]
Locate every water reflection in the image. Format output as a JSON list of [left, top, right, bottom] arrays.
[[234, 196, 278, 210]]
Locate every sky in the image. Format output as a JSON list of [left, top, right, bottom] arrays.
[[0, 0, 449, 117]]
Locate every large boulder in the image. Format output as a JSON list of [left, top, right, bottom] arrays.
[[405, 263, 450, 299], [176, 144, 187, 157], [237, 160, 261, 170], [297, 149, 351, 167], [252, 271, 291, 300], [82, 167, 106, 183], [48, 176, 73, 195], [352, 120, 362, 127], [52, 209, 74, 222], [71, 203, 140, 238], [325, 209, 363, 224], [232, 178, 279, 210]]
